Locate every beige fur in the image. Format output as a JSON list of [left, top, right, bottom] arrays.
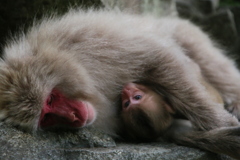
[[1, 10, 240, 157], [1, 9, 240, 131]]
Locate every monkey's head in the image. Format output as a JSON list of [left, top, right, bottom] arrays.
[[120, 83, 175, 141], [0, 44, 98, 131]]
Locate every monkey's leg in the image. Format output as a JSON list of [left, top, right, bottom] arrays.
[[166, 120, 240, 159], [173, 20, 240, 119]]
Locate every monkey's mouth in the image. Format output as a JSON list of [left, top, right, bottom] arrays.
[[38, 99, 89, 129], [40, 113, 84, 128]]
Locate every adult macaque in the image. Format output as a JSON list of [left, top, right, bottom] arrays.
[[1, 9, 240, 158]]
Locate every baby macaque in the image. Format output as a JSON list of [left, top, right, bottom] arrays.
[[120, 80, 223, 141], [120, 58, 224, 141], [120, 76, 240, 158]]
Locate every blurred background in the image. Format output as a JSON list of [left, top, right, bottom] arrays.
[[0, 0, 240, 65]]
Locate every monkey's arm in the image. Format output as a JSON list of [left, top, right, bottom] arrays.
[[173, 19, 240, 119], [165, 120, 240, 159], [145, 43, 239, 131]]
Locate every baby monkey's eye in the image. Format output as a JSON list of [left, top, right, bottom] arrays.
[[124, 101, 130, 107], [133, 95, 142, 100]]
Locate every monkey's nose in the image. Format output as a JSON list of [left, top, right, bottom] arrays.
[[124, 101, 130, 108]]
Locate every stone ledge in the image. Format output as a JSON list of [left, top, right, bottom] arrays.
[[0, 123, 233, 160]]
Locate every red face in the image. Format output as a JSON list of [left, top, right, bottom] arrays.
[[39, 89, 95, 129]]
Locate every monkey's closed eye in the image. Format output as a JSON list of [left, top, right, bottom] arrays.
[[134, 95, 142, 100], [47, 94, 54, 106]]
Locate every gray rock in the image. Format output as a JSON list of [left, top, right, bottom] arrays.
[[0, 123, 234, 160], [175, 0, 220, 19], [200, 9, 238, 48], [175, 0, 239, 53], [230, 6, 240, 36], [193, 0, 219, 15], [176, 0, 198, 19], [229, 6, 240, 57]]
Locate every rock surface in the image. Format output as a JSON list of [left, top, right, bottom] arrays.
[[0, 123, 234, 160]]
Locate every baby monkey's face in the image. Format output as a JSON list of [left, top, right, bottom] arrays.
[[120, 83, 174, 141]]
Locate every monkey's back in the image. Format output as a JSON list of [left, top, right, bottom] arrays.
[[0, 9, 206, 133]]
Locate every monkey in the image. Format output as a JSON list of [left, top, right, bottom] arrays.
[[119, 61, 240, 158], [120, 78, 223, 141], [119, 80, 240, 158], [1, 9, 240, 158], [120, 58, 224, 141], [119, 60, 240, 158]]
